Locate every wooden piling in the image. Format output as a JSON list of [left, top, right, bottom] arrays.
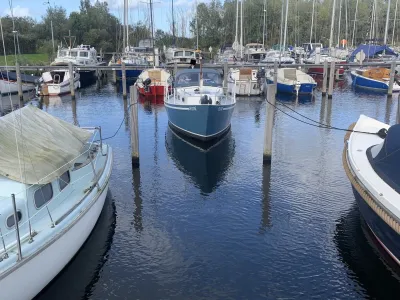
[[16, 62, 23, 101], [129, 85, 140, 168], [122, 62, 127, 99], [273, 61, 278, 85], [335, 66, 340, 81], [68, 62, 75, 99], [223, 61, 228, 89], [322, 60, 328, 96], [388, 61, 396, 96], [263, 84, 277, 164], [328, 61, 335, 99]]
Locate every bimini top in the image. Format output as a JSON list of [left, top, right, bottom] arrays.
[[0, 105, 92, 185], [349, 44, 398, 61], [175, 68, 223, 88], [367, 124, 400, 193]]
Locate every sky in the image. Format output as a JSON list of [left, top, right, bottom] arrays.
[[2, 0, 202, 34]]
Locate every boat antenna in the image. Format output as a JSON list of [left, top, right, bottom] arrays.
[[172, 0, 176, 46], [149, 0, 155, 66]]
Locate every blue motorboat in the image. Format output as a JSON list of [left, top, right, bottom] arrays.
[[343, 115, 400, 265], [266, 68, 316, 95], [110, 50, 149, 80], [164, 68, 236, 141], [350, 68, 400, 92]]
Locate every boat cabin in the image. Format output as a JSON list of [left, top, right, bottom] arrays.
[[174, 69, 223, 88], [54, 45, 98, 66]]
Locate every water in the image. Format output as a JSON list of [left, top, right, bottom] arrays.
[[4, 74, 396, 299]]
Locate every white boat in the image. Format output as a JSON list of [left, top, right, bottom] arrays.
[[0, 71, 37, 95], [136, 68, 171, 98], [165, 47, 198, 66], [266, 68, 316, 95], [261, 50, 295, 64], [343, 115, 400, 265], [244, 43, 266, 60], [0, 105, 113, 299], [39, 70, 80, 96], [227, 68, 264, 96]]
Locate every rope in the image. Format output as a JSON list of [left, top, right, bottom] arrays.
[[265, 98, 386, 137], [342, 124, 400, 235]]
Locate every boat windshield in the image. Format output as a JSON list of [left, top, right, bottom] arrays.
[[175, 71, 222, 87]]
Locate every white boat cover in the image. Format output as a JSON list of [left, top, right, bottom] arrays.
[[0, 105, 92, 184]]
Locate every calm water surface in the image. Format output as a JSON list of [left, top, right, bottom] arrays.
[[5, 73, 398, 299]]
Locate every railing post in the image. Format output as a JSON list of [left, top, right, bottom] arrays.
[[263, 84, 277, 164], [174, 62, 178, 76], [11, 194, 22, 261], [322, 60, 328, 96], [122, 62, 127, 99], [388, 61, 396, 96], [68, 62, 76, 99], [130, 85, 140, 168], [0, 228, 8, 259], [16, 62, 23, 101], [273, 61, 278, 85], [223, 61, 228, 89], [328, 61, 335, 99]]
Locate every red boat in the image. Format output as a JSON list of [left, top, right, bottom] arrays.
[[307, 64, 346, 76], [136, 68, 171, 100]]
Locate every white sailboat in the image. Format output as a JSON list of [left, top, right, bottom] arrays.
[[0, 105, 113, 299]]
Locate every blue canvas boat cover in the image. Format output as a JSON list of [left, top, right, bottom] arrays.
[[0, 71, 39, 84], [349, 44, 398, 61], [367, 124, 400, 193]]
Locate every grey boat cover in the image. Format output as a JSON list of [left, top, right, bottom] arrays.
[[0, 105, 92, 184]]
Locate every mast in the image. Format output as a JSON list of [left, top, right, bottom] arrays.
[[351, 0, 359, 47], [172, 0, 176, 46], [279, 0, 284, 61], [123, 0, 127, 50], [384, 0, 391, 44], [235, 0, 239, 48], [345, 0, 348, 47], [310, 0, 315, 43], [126, 0, 129, 49], [196, 0, 199, 49], [392, 0, 399, 45], [282, 0, 289, 54], [262, 0, 266, 48], [329, 0, 337, 48], [240, 0, 243, 59], [149, 0, 155, 66], [337, 0, 342, 47]]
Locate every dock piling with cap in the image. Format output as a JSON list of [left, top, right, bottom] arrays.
[[68, 62, 76, 99], [328, 61, 335, 99], [322, 60, 328, 96], [16, 62, 23, 101], [388, 61, 396, 97], [129, 85, 140, 168], [122, 62, 127, 99], [263, 84, 277, 164]]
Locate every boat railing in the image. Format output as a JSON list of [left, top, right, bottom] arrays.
[[0, 127, 106, 262], [169, 86, 234, 104]]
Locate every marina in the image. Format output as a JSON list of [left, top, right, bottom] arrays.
[[0, 72, 397, 299]]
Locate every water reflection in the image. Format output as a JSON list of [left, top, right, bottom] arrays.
[[132, 168, 143, 233], [34, 193, 117, 300], [275, 92, 315, 104], [334, 204, 400, 299], [165, 128, 235, 194], [260, 165, 272, 233]]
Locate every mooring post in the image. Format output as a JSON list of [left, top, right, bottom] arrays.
[[129, 85, 139, 168], [223, 61, 228, 89], [335, 66, 340, 81], [263, 84, 277, 164], [328, 61, 335, 99], [322, 60, 328, 96], [273, 61, 278, 85], [16, 62, 23, 101], [388, 61, 396, 97], [68, 62, 75, 99], [174, 62, 178, 76], [122, 62, 127, 99]]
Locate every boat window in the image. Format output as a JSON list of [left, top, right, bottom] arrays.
[[174, 51, 184, 57], [175, 71, 222, 87], [34, 183, 53, 209], [60, 51, 67, 57], [186, 51, 194, 56], [59, 171, 70, 191], [79, 51, 89, 57], [70, 51, 78, 57], [6, 211, 22, 228]]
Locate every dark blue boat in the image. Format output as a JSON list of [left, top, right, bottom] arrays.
[[344, 115, 400, 265], [350, 69, 400, 92], [266, 68, 316, 95], [165, 69, 235, 141]]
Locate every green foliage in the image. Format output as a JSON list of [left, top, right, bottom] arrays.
[[0, 54, 49, 66]]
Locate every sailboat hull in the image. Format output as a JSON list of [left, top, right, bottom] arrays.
[[266, 79, 316, 94]]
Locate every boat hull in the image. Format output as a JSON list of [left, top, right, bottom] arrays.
[[227, 80, 262, 96], [350, 71, 399, 92], [116, 68, 142, 79], [40, 79, 80, 96], [266, 79, 316, 94], [138, 85, 167, 97], [165, 103, 235, 141], [307, 67, 345, 76], [0, 79, 35, 95], [0, 180, 109, 299], [352, 186, 400, 264]]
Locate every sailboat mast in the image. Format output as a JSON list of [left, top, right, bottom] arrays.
[[345, 0, 348, 47], [310, 0, 315, 43], [329, 0, 337, 48], [351, 0, 359, 48], [149, 0, 155, 66], [392, 0, 399, 45], [282, 0, 289, 53], [240, 0, 243, 59], [196, 0, 199, 49], [384, 0, 391, 44], [123, 0, 127, 50], [279, 0, 284, 59], [235, 0, 239, 47], [262, 0, 266, 48], [172, 0, 176, 45], [337, 0, 342, 47]]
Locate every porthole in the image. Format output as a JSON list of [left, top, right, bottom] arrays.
[[6, 211, 22, 228]]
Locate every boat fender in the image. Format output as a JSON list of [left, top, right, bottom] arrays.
[[377, 128, 388, 139], [200, 95, 209, 104], [143, 78, 152, 92]]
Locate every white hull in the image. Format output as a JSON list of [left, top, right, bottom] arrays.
[[42, 79, 80, 96], [0, 181, 109, 299], [0, 79, 35, 95], [227, 80, 262, 96]]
